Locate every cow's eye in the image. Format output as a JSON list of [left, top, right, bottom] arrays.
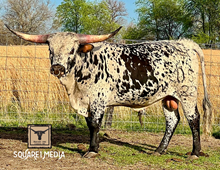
[[70, 48, 75, 54]]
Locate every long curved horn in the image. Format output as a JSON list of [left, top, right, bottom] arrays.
[[77, 26, 122, 44], [5, 24, 49, 43]]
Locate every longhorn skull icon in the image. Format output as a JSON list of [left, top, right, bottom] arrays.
[[31, 128, 49, 140]]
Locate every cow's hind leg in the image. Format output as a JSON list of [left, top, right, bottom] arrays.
[[155, 98, 180, 154], [83, 114, 104, 158], [183, 103, 201, 157]]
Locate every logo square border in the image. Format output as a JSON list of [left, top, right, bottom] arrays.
[[28, 124, 52, 149]]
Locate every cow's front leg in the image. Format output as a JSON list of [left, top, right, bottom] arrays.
[[83, 113, 104, 158]]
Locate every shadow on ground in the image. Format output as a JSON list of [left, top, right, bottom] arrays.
[[0, 127, 190, 157]]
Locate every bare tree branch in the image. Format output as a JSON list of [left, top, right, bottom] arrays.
[[2, 0, 54, 34], [105, 0, 127, 24]]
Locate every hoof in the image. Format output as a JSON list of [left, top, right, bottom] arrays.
[[152, 152, 161, 156], [83, 151, 100, 158], [187, 155, 199, 160]]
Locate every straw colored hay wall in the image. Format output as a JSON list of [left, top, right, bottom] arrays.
[[0, 45, 69, 114]]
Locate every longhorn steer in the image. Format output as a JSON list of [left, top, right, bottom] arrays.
[[6, 25, 212, 159]]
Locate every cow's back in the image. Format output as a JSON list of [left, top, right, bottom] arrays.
[[98, 40, 199, 107]]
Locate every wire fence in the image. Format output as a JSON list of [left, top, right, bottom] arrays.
[[0, 33, 219, 133]]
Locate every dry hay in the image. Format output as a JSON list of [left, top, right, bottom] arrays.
[[0, 45, 70, 115], [198, 49, 220, 124]]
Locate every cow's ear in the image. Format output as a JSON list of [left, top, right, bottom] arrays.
[[78, 44, 94, 53]]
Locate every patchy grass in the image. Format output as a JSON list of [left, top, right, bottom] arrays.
[[54, 130, 220, 170], [1, 104, 219, 137], [98, 133, 219, 170], [98, 145, 219, 170], [0, 128, 219, 169]]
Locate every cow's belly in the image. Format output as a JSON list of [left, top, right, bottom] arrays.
[[107, 99, 161, 108], [107, 88, 168, 108]]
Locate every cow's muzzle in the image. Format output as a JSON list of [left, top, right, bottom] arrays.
[[50, 64, 66, 78]]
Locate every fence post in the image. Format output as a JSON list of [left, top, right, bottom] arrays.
[[104, 106, 114, 128]]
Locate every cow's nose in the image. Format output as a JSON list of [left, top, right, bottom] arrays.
[[50, 64, 65, 78]]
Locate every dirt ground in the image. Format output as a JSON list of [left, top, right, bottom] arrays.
[[0, 128, 219, 170]]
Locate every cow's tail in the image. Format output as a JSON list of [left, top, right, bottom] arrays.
[[193, 42, 212, 136]]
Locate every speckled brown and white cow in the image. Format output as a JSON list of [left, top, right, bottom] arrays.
[[6, 25, 212, 159]]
